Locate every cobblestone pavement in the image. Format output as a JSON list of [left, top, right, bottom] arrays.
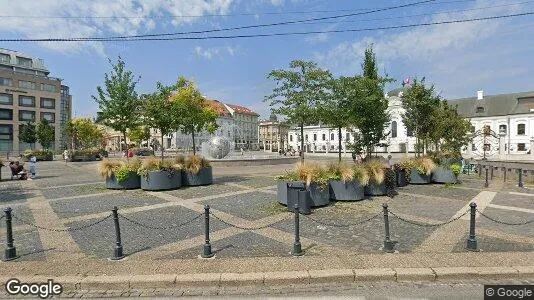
[[0, 160, 532, 266]]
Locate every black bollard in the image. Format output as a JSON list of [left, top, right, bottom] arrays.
[[4, 208, 18, 261], [201, 205, 214, 258], [110, 206, 125, 260], [518, 169, 524, 188], [291, 203, 303, 256], [478, 165, 481, 178], [466, 203, 478, 251], [382, 203, 395, 253], [490, 167, 494, 180], [485, 168, 489, 188]]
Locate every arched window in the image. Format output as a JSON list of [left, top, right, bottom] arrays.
[[391, 121, 397, 138], [330, 133, 334, 140]]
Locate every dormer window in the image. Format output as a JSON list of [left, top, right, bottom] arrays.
[[476, 106, 485, 113]]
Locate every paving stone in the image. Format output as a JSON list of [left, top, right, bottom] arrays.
[[0, 182, 31, 205], [452, 233, 534, 253], [68, 206, 229, 258], [400, 183, 480, 202], [492, 192, 534, 210], [166, 231, 292, 259], [387, 192, 466, 222], [50, 191, 168, 219], [232, 176, 277, 188], [477, 207, 534, 238], [41, 183, 108, 200], [164, 183, 247, 200], [201, 191, 284, 221], [0, 229, 45, 260]]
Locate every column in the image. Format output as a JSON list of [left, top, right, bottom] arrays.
[[530, 137, 534, 157]]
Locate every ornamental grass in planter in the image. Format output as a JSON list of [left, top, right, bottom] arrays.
[[327, 162, 369, 201], [432, 162, 461, 184], [138, 156, 183, 191], [182, 154, 213, 186], [363, 159, 388, 196], [393, 158, 414, 187], [98, 158, 142, 190], [275, 162, 331, 207], [409, 157, 436, 184]]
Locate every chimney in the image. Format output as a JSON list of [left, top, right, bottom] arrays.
[[477, 90, 483, 100]]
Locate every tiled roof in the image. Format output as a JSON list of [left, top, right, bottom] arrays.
[[226, 104, 259, 116], [204, 99, 231, 117]]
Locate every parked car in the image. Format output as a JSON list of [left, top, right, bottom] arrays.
[[134, 148, 154, 156]]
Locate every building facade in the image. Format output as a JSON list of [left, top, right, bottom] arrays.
[[0, 48, 71, 153], [223, 103, 259, 150], [286, 124, 356, 153], [259, 114, 289, 152], [60, 85, 72, 150]]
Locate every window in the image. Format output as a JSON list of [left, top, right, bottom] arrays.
[[518, 143, 526, 151], [346, 133, 350, 141], [0, 53, 10, 64], [289, 135, 293, 142], [16, 56, 32, 68], [517, 123, 526, 135], [313, 134, 317, 141], [0, 93, 13, 105], [391, 121, 397, 138], [476, 106, 485, 113], [18, 80, 36, 90], [471, 126, 475, 133], [40, 98, 55, 109], [322, 134, 325, 141], [19, 96, 35, 107], [40, 112, 55, 123], [407, 128, 413, 137], [499, 124, 507, 134], [0, 77, 12, 86], [41, 84, 57, 92], [472, 144, 476, 151], [0, 124, 13, 151], [330, 133, 334, 140], [19, 110, 35, 121], [0, 109, 12, 120], [305, 134, 308, 141]]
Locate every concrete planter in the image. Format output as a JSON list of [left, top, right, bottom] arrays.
[[364, 181, 387, 196], [396, 169, 408, 187], [183, 167, 213, 186], [141, 170, 182, 191], [432, 167, 457, 184], [409, 168, 431, 184], [307, 183, 330, 207], [329, 180, 365, 201], [105, 173, 141, 190], [277, 181, 305, 205]]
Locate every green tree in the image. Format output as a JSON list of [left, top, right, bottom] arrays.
[[319, 76, 354, 162], [400, 78, 441, 156], [36, 119, 55, 150], [264, 60, 332, 163], [347, 46, 392, 158], [429, 101, 471, 157], [66, 118, 103, 149], [18, 121, 37, 150], [92, 57, 141, 152], [171, 78, 218, 155], [141, 80, 182, 161], [128, 126, 151, 147]]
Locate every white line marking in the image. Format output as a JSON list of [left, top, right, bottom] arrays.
[[487, 203, 534, 214]]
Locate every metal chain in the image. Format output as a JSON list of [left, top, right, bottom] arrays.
[[388, 210, 469, 227], [118, 213, 202, 230], [302, 212, 381, 228], [475, 209, 534, 226], [210, 211, 290, 230], [11, 214, 112, 232]]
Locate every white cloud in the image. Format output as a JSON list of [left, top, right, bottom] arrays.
[[315, 0, 526, 75], [194, 45, 238, 59], [0, 0, 245, 54]]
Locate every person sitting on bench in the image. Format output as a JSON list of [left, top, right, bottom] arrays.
[[9, 161, 27, 180]]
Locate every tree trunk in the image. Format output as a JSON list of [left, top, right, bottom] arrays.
[[123, 132, 128, 161], [300, 124, 304, 164], [192, 130, 196, 155], [338, 126, 342, 163], [160, 132, 164, 162]]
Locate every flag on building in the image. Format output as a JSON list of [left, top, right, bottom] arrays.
[[402, 77, 411, 86]]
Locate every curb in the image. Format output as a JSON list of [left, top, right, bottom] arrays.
[[1, 266, 533, 292]]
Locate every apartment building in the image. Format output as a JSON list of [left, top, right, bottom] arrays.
[[223, 103, 260, 150], [259, 113, 289, 152], [0, 48, 71, 153]]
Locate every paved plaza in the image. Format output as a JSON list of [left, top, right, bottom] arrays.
[[0, 159, 533, 297]]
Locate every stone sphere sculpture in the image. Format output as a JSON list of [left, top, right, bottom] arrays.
[[207, 136, 231, 159]]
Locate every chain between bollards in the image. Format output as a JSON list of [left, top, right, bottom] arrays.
[[382, 203, 395, 253], [201, 205, 214, 258], [518, 168, 524, 188], [292, 203, 303, 256], [4, 207, 18, 261], [110, 206, 125, 260], [466, 202, 478, 251], [484, 167, 489, 188]]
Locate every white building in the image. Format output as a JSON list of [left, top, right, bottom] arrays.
[[286, 124, 356, 153], [224, 103, 260, 150]]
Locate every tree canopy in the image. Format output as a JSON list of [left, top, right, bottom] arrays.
[[19, 121, 37, 150], [36, 119, 55, 150], [65, 118, 103, 150]]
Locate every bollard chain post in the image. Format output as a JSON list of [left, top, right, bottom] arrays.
[[466, 203, 478, 251], [3, 208, 18, 261], [382, 203, 395, 253], [201, 205, 214, 258], [291, 203, 303, 256], [485, 167, 489, 188], [518, 168, 524, 188], [110, 206, 125, 260]]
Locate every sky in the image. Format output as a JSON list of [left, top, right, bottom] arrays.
[[0, 0, 532, 120]]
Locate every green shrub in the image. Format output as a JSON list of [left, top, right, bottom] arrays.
[[23, 149, 54, 161], [450, 163, 462, 176]]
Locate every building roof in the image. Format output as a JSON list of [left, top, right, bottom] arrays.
[[226, 103, 259, 116], [386, 86, 409, 97], [448, 91, 534, 118], [204, 99, 232, 117]]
